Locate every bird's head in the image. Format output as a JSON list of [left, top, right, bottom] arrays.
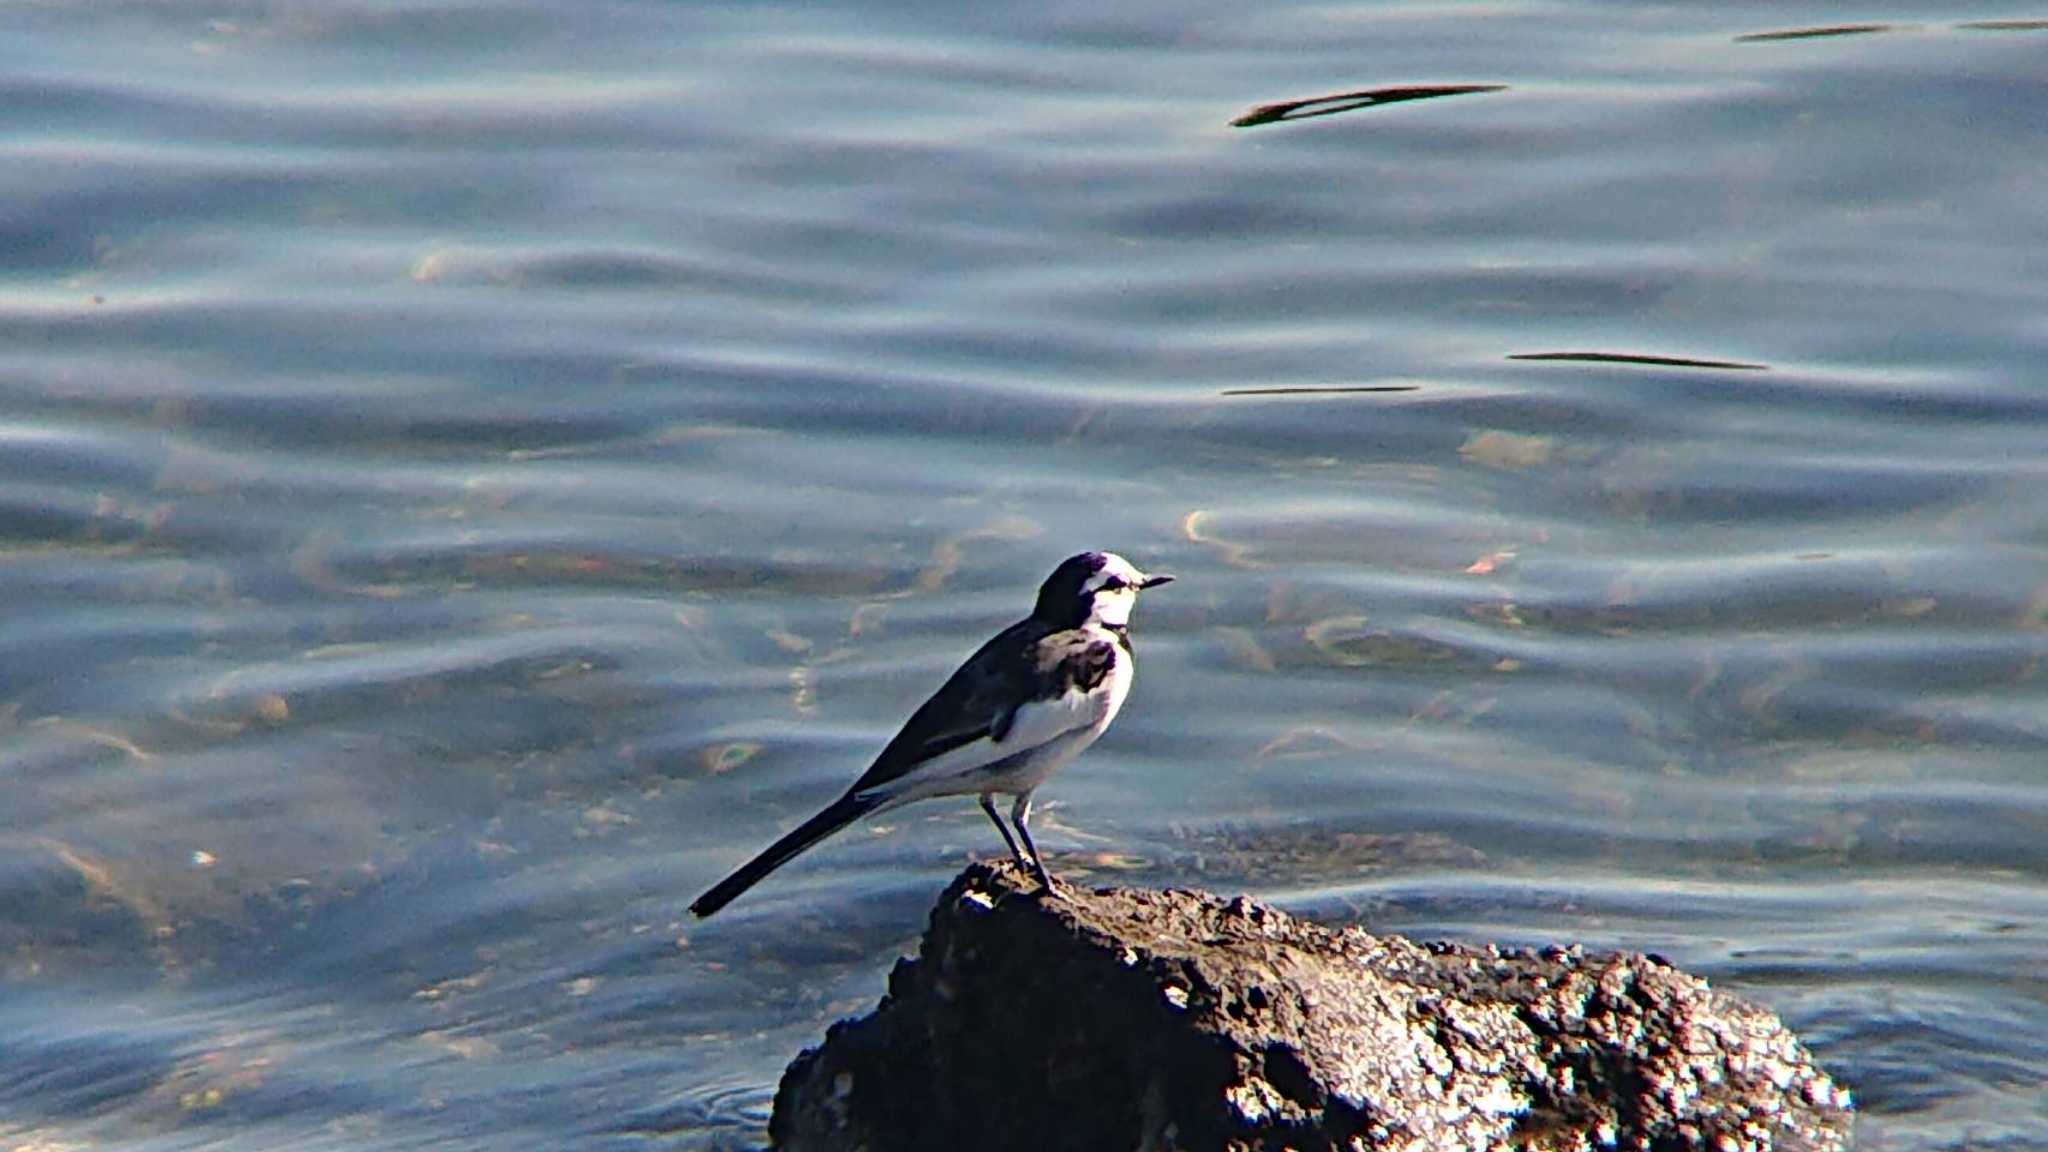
[[1033, 551, 1173, 630]]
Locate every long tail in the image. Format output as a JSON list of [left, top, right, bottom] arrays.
[[689, 793, 878, 918]]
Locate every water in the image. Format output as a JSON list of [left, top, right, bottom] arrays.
[[4, 2, 2045, 1148]]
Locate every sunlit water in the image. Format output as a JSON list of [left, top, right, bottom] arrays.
[[4, 3, 2045, 1149]]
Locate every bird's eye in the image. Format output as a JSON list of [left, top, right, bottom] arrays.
[[1101, 576, 1128, 591]]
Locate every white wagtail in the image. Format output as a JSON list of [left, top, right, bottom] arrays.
[[689, 551, 1172, 918]]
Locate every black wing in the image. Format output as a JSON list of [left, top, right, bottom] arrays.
[[844, 617, 1049, 793]]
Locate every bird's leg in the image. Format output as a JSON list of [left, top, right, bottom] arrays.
[[1010, 792, 1059, 894], [980, 793, 1029, 872]]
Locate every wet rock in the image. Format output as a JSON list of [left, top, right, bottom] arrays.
[[770, 863, 1850, 1152]]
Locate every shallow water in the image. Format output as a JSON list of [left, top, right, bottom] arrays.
[[3, 2, 2045, 1148]]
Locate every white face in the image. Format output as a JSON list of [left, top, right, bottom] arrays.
[[1081, 552, 1151, 628]]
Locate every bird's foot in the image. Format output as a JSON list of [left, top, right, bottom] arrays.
[[987, 851, 1062, 897], [1029, 858, 1062, 898]]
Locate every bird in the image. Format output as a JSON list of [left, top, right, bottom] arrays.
[[689, 550, 1173, 918]]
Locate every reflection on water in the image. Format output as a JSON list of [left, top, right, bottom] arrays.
[[4, 0, 2047, 1149]]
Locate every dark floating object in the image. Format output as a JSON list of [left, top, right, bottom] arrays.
[[1509, 351, 1769, 371], [1735, 23, 1894, 42], [1230, 84, 1506, 128], [1957, 19, 2048, 31], [1219, 384, 1423, 396]]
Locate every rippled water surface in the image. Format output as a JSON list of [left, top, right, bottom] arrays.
[[5, 2, 2046, 1148]]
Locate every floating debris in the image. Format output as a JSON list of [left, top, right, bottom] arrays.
[[1220, 384, 1422, 396], [1735, 24, 1894, 42], [1231, 84, 1507, 128], [1508, 351, 1768, 371]]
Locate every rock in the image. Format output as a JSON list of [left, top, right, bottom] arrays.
[[770, 863, 1851, 1152]]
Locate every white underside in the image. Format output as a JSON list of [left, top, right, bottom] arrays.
[[857, 637, 1133, 810]]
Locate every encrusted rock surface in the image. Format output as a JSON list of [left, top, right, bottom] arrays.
[[770, 863, 1851, 1152]]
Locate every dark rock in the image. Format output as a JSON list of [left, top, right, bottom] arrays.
[[770, 863, 1851, 1152]]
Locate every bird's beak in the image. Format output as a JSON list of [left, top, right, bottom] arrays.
[[1139, 573, 1175, 590]]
